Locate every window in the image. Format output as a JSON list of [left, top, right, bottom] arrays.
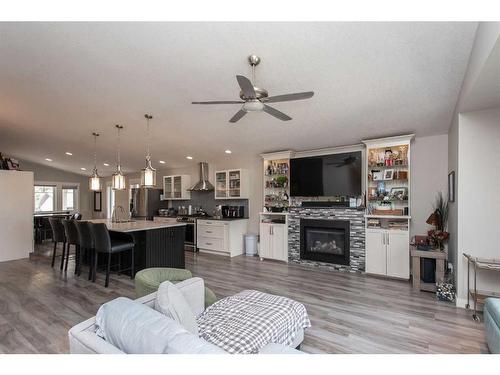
[[62, 187, 77, 211], [34, 185, 56, 212]]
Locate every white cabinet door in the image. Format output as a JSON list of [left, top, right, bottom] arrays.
[[259, 223, 272, 259], [386, 231, 410, 279], [365, 230, 386, 275], [271, 224, 286, 261]]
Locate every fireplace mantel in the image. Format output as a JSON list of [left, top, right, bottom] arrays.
[[288, 207, 366, 272]]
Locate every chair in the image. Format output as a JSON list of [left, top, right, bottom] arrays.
[[74, 221, 94, 279], [89, 223, 135, 287], [71, 212, 82, 220], [62, 219, 80, 274], [48, 217, 66, 270], [135, 267, 218, 308]]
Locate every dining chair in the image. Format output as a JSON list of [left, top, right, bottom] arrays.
[[62, 219, 80, 274], [48, 217, 66, 270], [89, 223, 135, 287], [74, 221, 94, 279]]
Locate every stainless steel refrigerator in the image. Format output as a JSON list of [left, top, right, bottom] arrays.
[[130, 187, 161, 220]]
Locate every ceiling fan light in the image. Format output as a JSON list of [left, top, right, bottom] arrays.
[[141, 157, 157, 188], [243, 100, 264, 112]]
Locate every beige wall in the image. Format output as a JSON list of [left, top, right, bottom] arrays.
[[456, 107, 500, 306], [19, 159, 93, 220], [410, 134, 449, 238]]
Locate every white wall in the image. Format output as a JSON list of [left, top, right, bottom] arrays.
[[19, 159, 93, 220], [456, 107, 500, 306], [410, 134, 449, 237]]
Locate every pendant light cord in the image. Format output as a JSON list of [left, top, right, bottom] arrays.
[[92, 132, 98, 170], [145, 114, 153, 161], [115, 125, 123, 169]]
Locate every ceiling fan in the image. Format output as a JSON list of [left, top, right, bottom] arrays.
[[192, 54, 314, 123]]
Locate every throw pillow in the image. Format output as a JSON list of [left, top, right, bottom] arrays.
[[155, 281, 199, 336]]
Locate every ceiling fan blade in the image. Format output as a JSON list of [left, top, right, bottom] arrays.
[[192, 100, 244, 104], [263, 91, 314, 103], [229, 109, 247, 123], [263, 105, 292, 121], [236, 75, 256, 99]]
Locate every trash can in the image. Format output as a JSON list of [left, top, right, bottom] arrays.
[[244, 234, 258, 256]]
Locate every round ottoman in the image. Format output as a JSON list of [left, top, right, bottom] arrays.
[[135, 267, 217, 308]]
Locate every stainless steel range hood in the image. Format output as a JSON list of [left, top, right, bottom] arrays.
[[189, 162, 214, 191]]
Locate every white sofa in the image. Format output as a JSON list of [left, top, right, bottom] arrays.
[[68, 278, 304, 354]]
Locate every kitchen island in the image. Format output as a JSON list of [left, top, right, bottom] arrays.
[[88, 219, 186, 274]]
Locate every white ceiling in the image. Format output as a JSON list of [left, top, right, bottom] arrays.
[[0, 22, 477, 175]]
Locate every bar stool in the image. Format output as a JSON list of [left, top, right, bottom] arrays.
[[48, 217, 66, 270], [89, 223, 135, 287], [74, 221, 94, 279], [62, 219, 80, 274]]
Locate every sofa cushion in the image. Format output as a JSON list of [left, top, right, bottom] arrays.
[[95, 297, 222, 354], [155, 281, 199, 335], [485, 298, 500, 327], [96, 297, 185, 353]]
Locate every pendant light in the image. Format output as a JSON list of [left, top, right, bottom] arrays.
[[112, 124, 126, 190], [88, 132, 102, 191], [140, 114, 156, 188]]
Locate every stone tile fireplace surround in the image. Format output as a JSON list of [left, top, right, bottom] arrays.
[[288, 207, 366, 272]]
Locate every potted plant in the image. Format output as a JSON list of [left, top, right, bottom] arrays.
[[426, 192, 449, 250]]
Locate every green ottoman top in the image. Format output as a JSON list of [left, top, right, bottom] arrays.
[[135, 268, 192, 296]]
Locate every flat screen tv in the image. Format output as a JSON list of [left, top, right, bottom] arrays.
[[290, 151, 362, 197]]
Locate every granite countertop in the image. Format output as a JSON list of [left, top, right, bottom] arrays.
[[197, 217, 249, 221], [88, 219, 186, 233]]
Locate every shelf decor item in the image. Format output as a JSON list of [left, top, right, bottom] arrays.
[[112, 124, 126, 190], [141, 114, 156, 188], [88, 132, 101, 191]]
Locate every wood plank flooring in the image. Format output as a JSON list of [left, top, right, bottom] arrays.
[[0, 242, 489, 354]]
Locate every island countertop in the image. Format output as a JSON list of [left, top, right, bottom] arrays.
[[88, 219, 186, 233]]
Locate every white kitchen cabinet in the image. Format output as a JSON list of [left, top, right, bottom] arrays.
[[163, 175, 191, 200], [197, 219, 248, 257], [259, 221, 288, 262], [386, 231, 410, 278], [365, 230, 387, 275], [214, 169, 249, 199], [365, 228, 409, 279]]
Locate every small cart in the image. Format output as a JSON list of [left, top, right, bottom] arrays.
[[463, 253, 500, 322]]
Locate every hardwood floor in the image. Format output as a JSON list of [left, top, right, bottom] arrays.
[[0, 242, 488, 354]]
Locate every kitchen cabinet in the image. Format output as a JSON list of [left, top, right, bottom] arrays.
[[214, 169, 249, 199], [259, 214, 288, 262], [163, 175, 191, 200], [197, 219, 248, 257], [365, 228, 409, 279]]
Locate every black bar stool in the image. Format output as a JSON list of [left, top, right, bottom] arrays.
[[74, 221, 94, 279], [89, 223, 135, 287], [62, 219, 80, 274], [48, 217, 66, 270], [71, 212, 82, 220]]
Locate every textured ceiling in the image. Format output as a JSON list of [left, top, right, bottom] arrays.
[[0, 22, 477, 175]]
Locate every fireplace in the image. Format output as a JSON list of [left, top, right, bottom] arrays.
[[300, 219, 350, 265]]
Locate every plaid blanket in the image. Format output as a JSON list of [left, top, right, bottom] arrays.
[[196, 290, 311, 354]]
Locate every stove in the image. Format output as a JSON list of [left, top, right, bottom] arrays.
[[176, 214, 212, 250]]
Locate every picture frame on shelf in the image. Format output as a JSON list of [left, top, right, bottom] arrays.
[[383, 169, 394, 180], [390, 187, 407, 200], [448, 171, 455, 202], [368, 186, 378, 198], [372, 170, 384, 181]]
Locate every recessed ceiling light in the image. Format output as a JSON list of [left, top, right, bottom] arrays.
[[45, 158, 53, 162], [80, 167, 87, 171], [225, 150, 232, 154], [103, 163, 110, 166], [186, 156, 193, 160], [159, 160, 166, 164], [65, 152, 73, 156]]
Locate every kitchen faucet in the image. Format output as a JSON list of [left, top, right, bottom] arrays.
[[112, 205, 125, 223]]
